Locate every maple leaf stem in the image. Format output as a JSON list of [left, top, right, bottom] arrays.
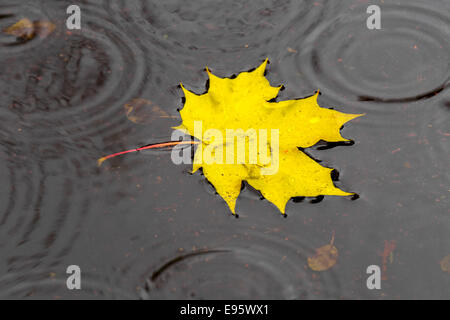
[[97, 140, 199, 167]]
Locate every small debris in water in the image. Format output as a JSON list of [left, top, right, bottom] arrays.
[[440, 254, 450, 273], [307, 232, 338, 271]]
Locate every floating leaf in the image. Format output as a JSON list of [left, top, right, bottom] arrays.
[[441, 254, 450, 273], [176, 59, 363, 214], [307, 233, 338, 271]]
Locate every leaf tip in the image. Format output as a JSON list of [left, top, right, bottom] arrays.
[[255, 58, 269, 75], [351, 113, 365, 119], [172, 125, 186, 131]]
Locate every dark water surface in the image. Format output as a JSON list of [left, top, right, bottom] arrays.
[[0, 0, 448, 299]]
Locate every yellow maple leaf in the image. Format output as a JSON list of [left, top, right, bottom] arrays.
[[175, 59, 363, 214]]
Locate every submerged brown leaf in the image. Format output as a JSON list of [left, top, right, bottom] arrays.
[[34, 21, 56, 38], [4, 18, 34, 39], [3, 18, 55, 40], [440, 254, 450, 273], [307, 233, 338, 271], [124, 98, 174, 124]]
